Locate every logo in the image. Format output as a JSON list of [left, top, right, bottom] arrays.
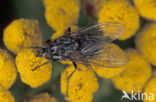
[[121, 90, 154, 101]]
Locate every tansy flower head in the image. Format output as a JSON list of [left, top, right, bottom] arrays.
[[143, 77, 156, 102], [135, 22, 156, 66], [98, 0, 140, 40], [44, 0, 80, 39], [0, 49, 17, 89], [61, 64, 98, 102], [21, 93, 58, 102], [92, 43, 127, 79], [112, 49, 151, 93], [0, 86, 15, 102], [15, 49, 52, 88], [3, 19, 42, 54], [134, 0, 156, 21]]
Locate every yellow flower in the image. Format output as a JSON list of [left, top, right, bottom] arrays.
[[21, 93, 58, 102], [3, 19, 42, 54], [112, 49, 151, 93], [135, 22, 156, 66], [0, 49, 17, 89], [92, 43, 127, 78], [0, 86, 15, 102], [44, 0, 80, 38], [143, 77, 156, 102], [98, 0, 140, 40], [15, 49, 52, 88], [52, 25, 78, 39], [61, 64, 98, 102], [134, 0, 156, 21]]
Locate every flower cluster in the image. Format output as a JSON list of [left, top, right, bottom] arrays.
[[81, 1, 156, 101], [1, 18, 52, 101], [2, 0, 156, 102]]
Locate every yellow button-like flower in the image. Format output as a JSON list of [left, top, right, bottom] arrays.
[[98, 0, 140, 40], [92, 43, 127, 79], [15, 49, 52, 88], [112, 49, 151, 93], [61, 64, 98, 102], [44, 0, 80, 38], [144, 77, 156, 102], [0, 49, 17, 89], [21, 93, 58, 102], [134, 0, 156, 21], [135, 23, 156, 66], [0, 86, 15, 102], [3, 19, 42, 54]]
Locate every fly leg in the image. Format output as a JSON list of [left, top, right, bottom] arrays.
[[65, 27, 71, 35], [32, 61, 52, 71], [84, 62, 98, 78], [66, 61, 77, 97], [79, 53, 99, 78]]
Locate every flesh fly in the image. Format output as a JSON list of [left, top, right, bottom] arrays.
[[32, 22, 128, 96]]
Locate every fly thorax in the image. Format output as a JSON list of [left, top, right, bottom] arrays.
[[51, 46, 58, 54], [50, 46, 60, 59], [51, 35, 79, 60], [62, 40, 79, 56], [52, 42, 79, 60]]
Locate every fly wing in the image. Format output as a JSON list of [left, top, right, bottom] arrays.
[[87, 44, 129, 68], [70, 22, 125, 44], [69, 44, 128, 68], [68, 22, 127, 68]]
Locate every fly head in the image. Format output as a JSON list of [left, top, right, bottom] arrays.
[[36, 40, 52, 60]]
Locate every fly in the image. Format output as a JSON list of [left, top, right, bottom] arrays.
[[31, 22, 128, 96]]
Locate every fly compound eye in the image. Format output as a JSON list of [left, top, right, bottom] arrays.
[[42, 48, 48, 52]]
